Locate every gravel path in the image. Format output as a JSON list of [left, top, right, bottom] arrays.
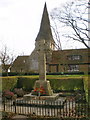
[[12, 115, 29, 120]]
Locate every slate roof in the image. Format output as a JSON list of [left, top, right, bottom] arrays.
[[11, 56, 29, 69], [35, 3, 54, 42], [50, 48, 90, 64]]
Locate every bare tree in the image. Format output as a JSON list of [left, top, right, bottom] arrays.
[[51, 0, 90, 48], [50, 19, 62, 50], [0, 45, 16, 72]]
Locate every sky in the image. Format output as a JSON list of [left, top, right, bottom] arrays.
[[0, 0, 86, 56]]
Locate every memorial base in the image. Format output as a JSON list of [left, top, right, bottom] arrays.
[[24, 80, 60, 101], [24, 93, 59, 101], [31, 80, 53, 96]]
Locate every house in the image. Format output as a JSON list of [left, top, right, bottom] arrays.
[[49, 49, 90, 74]]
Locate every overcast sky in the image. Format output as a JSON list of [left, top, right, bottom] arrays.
[[0, 0, 86, 56]]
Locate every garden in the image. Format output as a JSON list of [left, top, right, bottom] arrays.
[[1, 75, 90, 119]]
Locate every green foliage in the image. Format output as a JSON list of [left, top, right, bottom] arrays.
[[1, 72, 39, 76], [16, 77, 38, 91], [47, 72, 84, 75], [48, 78, 84, 91], [2, 111, 15, 120], [83, 76, 90, 103], [2, 75, 84, 93], [2, 76, 39, 92], [2, 77, 18, 91], [14, 88, 24, 97]]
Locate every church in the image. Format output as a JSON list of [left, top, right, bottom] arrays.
[[11, 3, 90, 74]]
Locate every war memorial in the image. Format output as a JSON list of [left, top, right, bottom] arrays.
[[24, 3, 59, 101], [1, 2, 90, 120]]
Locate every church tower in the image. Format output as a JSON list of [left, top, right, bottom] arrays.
[[35, 3, 55, 51], [26, 3, 55, 72]]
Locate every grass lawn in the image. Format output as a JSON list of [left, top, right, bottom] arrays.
[[1, 74, 89, 79]]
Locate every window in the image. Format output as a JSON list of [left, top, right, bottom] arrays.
[[68, 65, 79, 72], [20, 68, 23, 72], [67, 55, 81, 60], [23, 60, 26, 63], [89, 65, 90, 68]]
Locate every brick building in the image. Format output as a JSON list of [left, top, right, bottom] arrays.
[[48, 49, 90, 74]]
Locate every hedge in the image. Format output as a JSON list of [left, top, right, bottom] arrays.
[[48, 78, 84, 92], [16, 77, 38, 91], [1, 71, 86, 77], [47, 72, 84, 75], [2, 76, 39, 92], [1, 72, 39, 77], [83, 76, 90, 103], [1, 76, 84, 93], [2, 77, 18, 91]]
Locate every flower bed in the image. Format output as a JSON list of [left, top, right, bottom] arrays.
[[2, 90, 14, 99], [32, 86, 46, 96]]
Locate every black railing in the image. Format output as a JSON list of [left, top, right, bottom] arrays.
[[2, 99, 90, 119]]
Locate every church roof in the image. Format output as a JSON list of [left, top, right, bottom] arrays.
[[11, 56, 29, 68], [35, 3, 54, 41]]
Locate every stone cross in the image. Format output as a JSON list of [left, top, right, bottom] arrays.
[[38, 40, 46, 81]]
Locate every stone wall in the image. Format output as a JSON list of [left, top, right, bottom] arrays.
[[25, 50, 39, 73]]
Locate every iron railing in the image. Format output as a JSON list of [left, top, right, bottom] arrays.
[[2, 98, 90, 119]]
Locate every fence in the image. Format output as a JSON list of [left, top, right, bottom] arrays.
[[2, 99, 90, 119]]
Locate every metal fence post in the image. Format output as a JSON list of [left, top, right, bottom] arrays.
[[14, 99, 16, 114], [3, 98, 5, 111]]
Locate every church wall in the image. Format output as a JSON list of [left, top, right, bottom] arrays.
[[25, 50, 39, 73], [11, 56, 29, 73]]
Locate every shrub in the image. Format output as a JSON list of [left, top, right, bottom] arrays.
[[48, 78, 84, 92], [2, 77, 18, 91], [2, 72, 39, 76], [46, 72, 84, 75], [2, 76, 38, 92], [3, 90, 14, 99], [83, 76, 90, 103], [2, 111, 15, 119], [2, 72, 19, 76], [14, 88, 24, 97], [16, 77, 37, 92], [2, 76, 84, 95]]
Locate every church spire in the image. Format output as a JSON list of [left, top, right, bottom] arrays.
[[35, 2, 54, 41]]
